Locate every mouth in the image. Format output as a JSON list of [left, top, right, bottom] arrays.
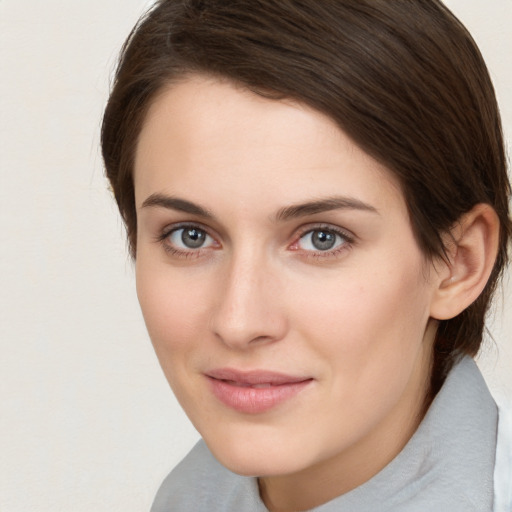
[[205, 369, 313, 414]]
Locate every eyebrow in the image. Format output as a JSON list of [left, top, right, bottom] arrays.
[[140, 193, 378, 222], [275, 196, 379, 222], [141, 193, 215, 219]]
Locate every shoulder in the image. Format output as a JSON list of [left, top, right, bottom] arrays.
[[494, 397, 512, 512], [150, 440, 265, 512], [150, 440, 217, 511]]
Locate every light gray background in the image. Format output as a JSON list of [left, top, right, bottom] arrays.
[[1, 1, 510, 511]]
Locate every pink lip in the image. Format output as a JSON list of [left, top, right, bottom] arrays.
[[205, 368, 313, 414]]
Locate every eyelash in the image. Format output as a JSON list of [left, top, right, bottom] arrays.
[[156, 223, 355, 261]]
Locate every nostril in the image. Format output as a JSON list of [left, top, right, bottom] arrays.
[[250, 335, 273, 344]]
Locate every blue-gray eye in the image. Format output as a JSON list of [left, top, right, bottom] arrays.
[[169, 227, 213, 249], [298, 229, 346, 251]]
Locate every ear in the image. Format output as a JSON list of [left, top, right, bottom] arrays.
[[429, 204, 500, 320]]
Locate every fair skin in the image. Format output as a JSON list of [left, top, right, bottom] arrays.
[[133, 75, 499, 511]]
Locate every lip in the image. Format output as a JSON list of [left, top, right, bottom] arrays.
[[205, 368, 313, 414]]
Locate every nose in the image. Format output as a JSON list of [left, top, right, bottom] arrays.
[[210, 251, 288, 350]]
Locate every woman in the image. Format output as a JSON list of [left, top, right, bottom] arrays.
[[102, 1, 511, 510]]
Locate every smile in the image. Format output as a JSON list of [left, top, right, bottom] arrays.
[[205, 369, 313, 414]]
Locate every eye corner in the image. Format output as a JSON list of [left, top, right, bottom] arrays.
[[287, 240, 300, 252]]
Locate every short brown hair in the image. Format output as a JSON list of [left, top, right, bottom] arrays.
[[101, 0, 510, 391]]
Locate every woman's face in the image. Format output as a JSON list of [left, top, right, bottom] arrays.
[[134, 75, 441, 487]]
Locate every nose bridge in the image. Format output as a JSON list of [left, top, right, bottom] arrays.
[[211, 243, 285, 349]]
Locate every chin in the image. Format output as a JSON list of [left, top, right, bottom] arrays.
[[202, 428, 315, 477]]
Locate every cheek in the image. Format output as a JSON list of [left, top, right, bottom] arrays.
[[285, 261, 433, 438], [135, 263, 211, 358], [288, 255, 432, 373]]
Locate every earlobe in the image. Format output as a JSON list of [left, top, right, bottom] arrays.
[[430, 204, 500, 320]]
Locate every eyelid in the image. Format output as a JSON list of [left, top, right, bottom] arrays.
[[158, 221, 218, 240], [293, 223, 355, 243]]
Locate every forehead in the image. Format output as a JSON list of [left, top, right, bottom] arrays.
[[134, 75, 405, 217]]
